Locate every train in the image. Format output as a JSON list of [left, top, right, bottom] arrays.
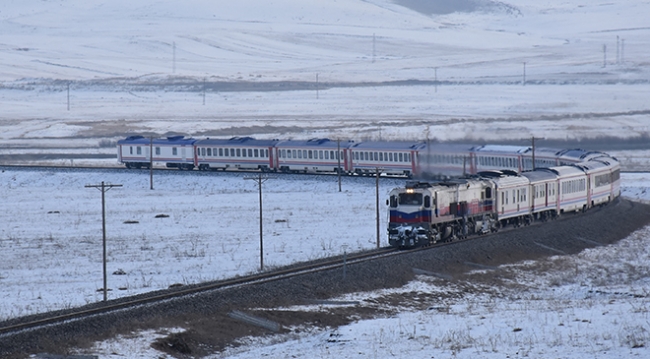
[[117, 135, 612, 178], [386, 155, 621, 248]]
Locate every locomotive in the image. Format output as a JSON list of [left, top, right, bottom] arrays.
[[387, 156, 620, 248]]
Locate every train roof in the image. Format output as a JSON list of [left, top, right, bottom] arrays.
[[522, 147, 564, 157], [572, 158, 618, 172], [538, 165, 586, 177], [117, 135, 197, 145], [351, 141, 425, 150], [423, 143, 474, 153], [556, 148, 607, 162], [520, 170, 558, 182], [275, 138, 349, 149], [195, 137, 279, 147], [472, 144, 530, 154]]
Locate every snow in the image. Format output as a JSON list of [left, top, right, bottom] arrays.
[[1, 0, 649, 357]]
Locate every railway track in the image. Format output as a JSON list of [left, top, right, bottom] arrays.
[[0, 246, 398, 338], [0, 214, 558, 340], [2, 198, 649, 358]]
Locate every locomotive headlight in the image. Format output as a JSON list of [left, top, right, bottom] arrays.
[[406, 188, 414, 194]]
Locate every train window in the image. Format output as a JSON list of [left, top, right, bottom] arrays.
[[388, 153, 392, 162], [325, 151, 329, 160], [390, 195, 398, 208], [228, 148, 233, 157], [502, 192, 505, 205], [379, 152, 383, 161], [265, 149, 268, 157], [302, 150, 307, 159], [201, 148, 206, 156], [424, 196, 431, 208], [398, 153, 403, 162], [248, 149, 253, 157], [137, 146, 142, 155], [155, 147, 161, 155], [219, 148, 223, 156], [372, 152, 376, 161], [297, 150, 302, 159], [399, 193, 422, 206], [129, 146, 133, 155], [206, 148, 211, 156], [290, 149, 295, 158], [308, 150, 312, 159], [254, 149, 258, 157], [234, 149, 239, 157], [173, 147, 178, 156]]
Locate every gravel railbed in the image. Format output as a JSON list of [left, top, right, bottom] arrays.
[[2, 198, 650, 358]]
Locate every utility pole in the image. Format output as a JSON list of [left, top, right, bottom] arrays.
[[85, 181, 122, 302], [337, 139, 342, 192], [244, 173, 273, 271], [621, 39, 625, 64], [434, 67, 438, 93], [532, 136, 536, 170], [372, 33, 376, 63], [616, 35, 621, 65], [149, 137, 154, 190], [375, 167, 381, 248]]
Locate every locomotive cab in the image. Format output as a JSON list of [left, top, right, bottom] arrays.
[[387, 182, 437, 248]]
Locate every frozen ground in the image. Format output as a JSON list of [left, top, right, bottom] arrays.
[[0, 169, 648, 358], [1, 0, 650, 157]]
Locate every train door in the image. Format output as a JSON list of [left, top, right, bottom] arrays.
[[587, 174, 594, 208], [411, 150, 417, 175], [268, 146, 275, 170], [343, 149, 350, 172], [545, 183, 549, 208]]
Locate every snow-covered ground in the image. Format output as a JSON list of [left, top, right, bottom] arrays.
[[1, 169, 648, 358], [1, 0, 650, 152]]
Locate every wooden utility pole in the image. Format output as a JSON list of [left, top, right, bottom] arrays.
[[85, 181, 122, 302], [244, 174, 273, 271], [376, 167, 381, 248], [532, 136, 536, 170], [150, 137, 154, 190], [523, 62, 526, 86], [337, 139, 342, 192]]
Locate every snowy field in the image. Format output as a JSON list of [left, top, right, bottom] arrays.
[[2, 0, 650, 357], [1, 0, 650, 154], [0, 169, 648, 358]]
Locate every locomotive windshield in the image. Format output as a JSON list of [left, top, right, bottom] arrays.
[[399, 193, 423, 206]]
